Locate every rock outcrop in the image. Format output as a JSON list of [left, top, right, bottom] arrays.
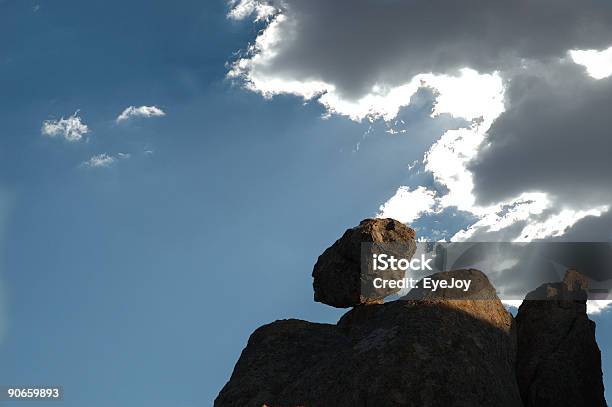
[[215, 219, 608, 407], [217, 268, 522, 406], [516, 270, 607, 407], [312, 218, 416, 308]]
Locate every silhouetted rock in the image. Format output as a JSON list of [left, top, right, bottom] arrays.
[[215, 269, 522, 407], [516, 270, 607, 407], [312, 218, 416, 308]]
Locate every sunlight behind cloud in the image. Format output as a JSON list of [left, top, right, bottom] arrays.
[[570, 46, 612, 79], [515, 206, 609, 242], [228, 0, 612, 314], [377, 186, 437, 224]]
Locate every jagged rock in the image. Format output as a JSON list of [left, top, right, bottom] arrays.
[[215, 269, 522, 407], [312, 218, 416, 308], [516, 270, 607, 407]]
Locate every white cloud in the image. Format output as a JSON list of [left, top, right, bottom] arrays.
[[421, 70, 505, 212], [515, 206, 609, 242], [227, 0, 612, 119], [374, 64, 611, 250], [587, 300, 612, 314], [503, 288, 612, 315], [227, 13, 333, 101], [316, 68, 504, 122], [228, 0, 276, 21], [82, 154, 115, 168], [116, 106, 166, 123], [82, 152, 130, 168], [570, 46, 612, 79], [229, 10, 506, 123], [377, 186, 437, 224], [41, 111, 90, 142], [450, 193, 550, 241], [426, 69, 505, 123], [317, 81, 419, 122]]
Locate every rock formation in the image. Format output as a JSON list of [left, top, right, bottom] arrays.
[[312, 218, 416, 308], [215, 219, 608, 407], [516, 270, 607, 407], [216, 268, 522, 407]]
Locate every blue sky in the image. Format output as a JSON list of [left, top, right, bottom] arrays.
[[1, 0, 611, 405]]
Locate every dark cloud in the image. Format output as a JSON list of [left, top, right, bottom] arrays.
[[232, 0, 612, 247], [556, 210, 612, 242], [471, 62, 612, 208], [247, 0, 612, 99]]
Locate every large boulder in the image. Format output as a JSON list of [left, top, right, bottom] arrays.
[[215, 269, 522, 407], [515, 270, 607, 407], [312, 218, 416, 308]]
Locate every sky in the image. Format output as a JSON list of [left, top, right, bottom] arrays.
[[1, 0, 612, 405]]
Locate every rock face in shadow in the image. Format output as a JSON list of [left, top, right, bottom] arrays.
[[312, 218, 416, 308], [215, 268, 522, 407], [516, 270, 607, 407]]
